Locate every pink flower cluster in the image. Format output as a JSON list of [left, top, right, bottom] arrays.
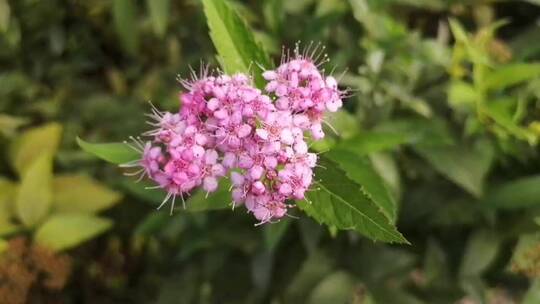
[[126, 51, 344, 224]]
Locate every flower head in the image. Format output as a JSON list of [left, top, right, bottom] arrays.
[[127, 48, 344, 224]]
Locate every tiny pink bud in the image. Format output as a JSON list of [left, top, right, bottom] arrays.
[[279, 183, 292, 195], [237, 124, 252, 138], [207, 98, 220, 111], [203, 176, 218, 192], [252, 181, 266, 195], [250, 165, 264, 180], [231, 172, 245, 186], [262, 70, 277, 80]]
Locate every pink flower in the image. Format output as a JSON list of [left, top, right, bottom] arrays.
[[128, 50, 345, 223]]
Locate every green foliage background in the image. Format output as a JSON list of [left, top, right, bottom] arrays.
[[2, 0, 540, 303]]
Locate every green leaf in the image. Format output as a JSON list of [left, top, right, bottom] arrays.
[[122, 179, 232, 212], [285, 250, 335, 303], [415, 140, 494, 197], [448, 18, 469, 43], [325, 110, 359, 140], [310, 110, 359, 152], [371, 287, 425, 304], [459, 230, 501, 277], [334, 131, 409, 156], [299, 156, 408, 243], [77, 137, 139, 164], [510, 23, 540, 60], [0, 114, 29, 137], [308, 271, 356, 304], [146, 0, 170, 37], [53, 174, 122, 213], [9, 122, 62, 176], [326, 150, 397, 222], [523, 0, 540, 6], [370, 152, 401, 201], [485, 99, 537, 144], [184, 181, 232, 212], [113, 0, 139, 55], [0, 0, 9, 33], [376, 118, 454, 148], [448, 80, 478, 110], [202, 0, 272, 88], [349, 0, 407, 41], [134, 212, 172, 236], [263, 218, 291, 251], [376, 0, 446, 10], [424, 239, 450, 286], [35, 214, 112, 251], [263, 0, 284, 33], [523, 279, 540, 304], [15, 153, 53, 227], [483, 175, 540, 209], [485, 63, 540, 91]]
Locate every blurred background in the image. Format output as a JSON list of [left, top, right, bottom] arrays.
[[2, 0, 540, 303]]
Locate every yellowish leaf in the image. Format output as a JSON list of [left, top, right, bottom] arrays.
[[53, 174, 122, 213], [0, 177, 16, 215], [0, 239, 7, 254], [35, 214, 112, 251], [15, 153, 53, 227], [9, 122, 62, 176]]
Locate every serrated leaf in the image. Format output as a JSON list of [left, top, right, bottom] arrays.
[[15, 153, 53, 227], [299, 156, 408, 243], [113, 0, 139, 55], [146, 0, 170, 37], [77, 137, 139, 164], [485, 63, 540, 91], [202, 0, 272, 88], [326, 149, 397, 222], [415, 140, 494, 197], [483, 175, 540, 209], [53, 174, 122, 213], [9, 122, 62, 176], [35, 214, 112, 251]]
